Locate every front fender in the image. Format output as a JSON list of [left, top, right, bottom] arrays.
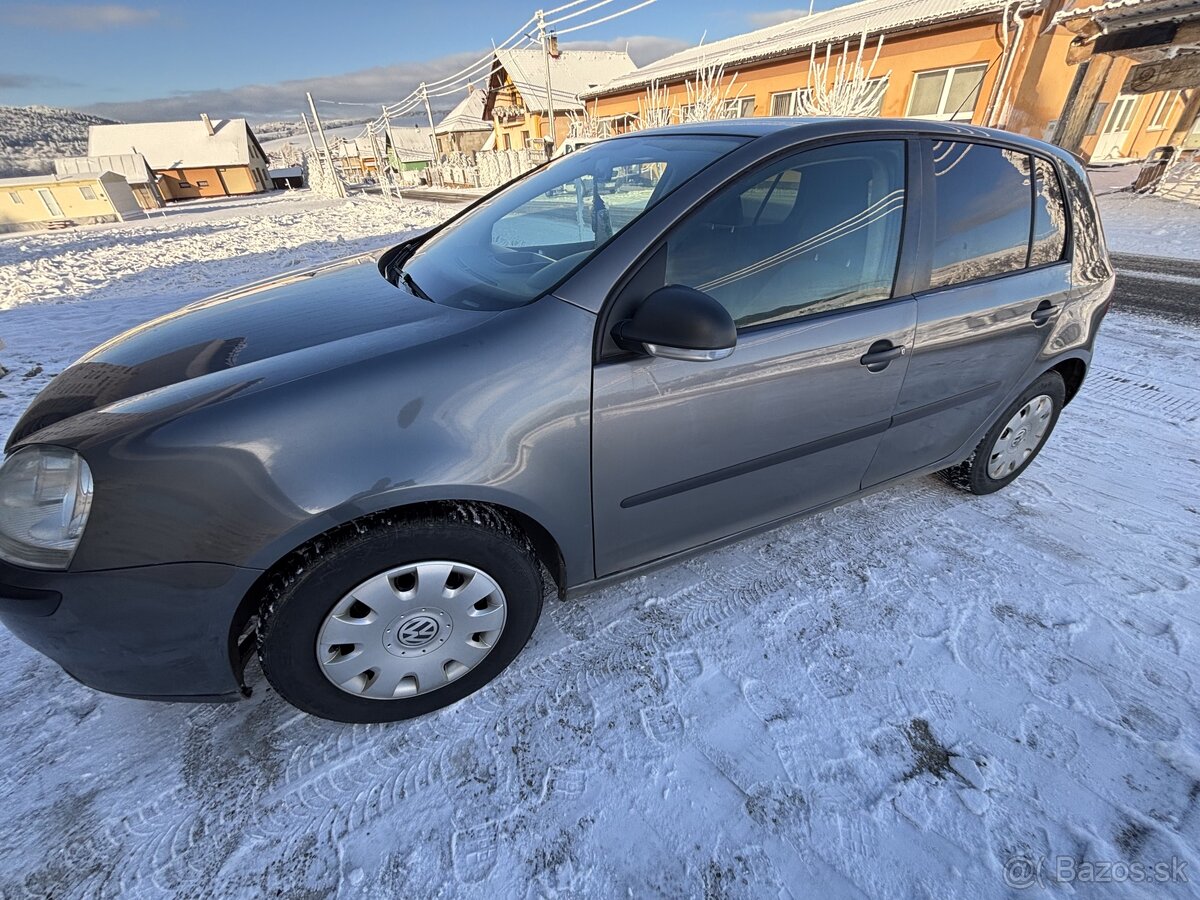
[[66, 297, 597, 584]]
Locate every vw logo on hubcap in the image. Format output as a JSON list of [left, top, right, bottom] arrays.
[[396, 615, 439, 648]]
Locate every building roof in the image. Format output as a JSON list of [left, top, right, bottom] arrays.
[[0, 171, 115, 188], [436, 89, 491, 134], [88, 118, 264, 170], [584, 0, 1039, 97], [1053, 0, 1200, 30], [54, 153, 156, 185], [496, 48, 636, 111], [386, 125, 436, 161]]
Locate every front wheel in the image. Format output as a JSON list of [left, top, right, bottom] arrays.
[[257, 513, 543, 723], [939, 371, 1065, 495]]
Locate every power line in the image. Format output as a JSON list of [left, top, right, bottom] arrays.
[[544, 0, 620, 29], [555, 0, 657, 35]]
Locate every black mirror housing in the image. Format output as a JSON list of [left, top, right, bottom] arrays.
[[613, 285, 737, 362]]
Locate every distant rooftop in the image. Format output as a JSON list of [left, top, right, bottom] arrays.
[[584, 0, 1041, 97], [437, 89, 491, 134], [496, 48, 636, 111], [55, 153, 156, 185], [88, 118, 265, 170]]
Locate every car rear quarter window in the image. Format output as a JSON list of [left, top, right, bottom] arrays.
[[664, 140, 906, 328], [1030, 156, 1068, 267], [928, 141, 1033, 289]]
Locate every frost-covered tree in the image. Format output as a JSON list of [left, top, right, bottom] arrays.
[[682, 58, 747, 122], [635, 80, 677, 130], [304, 149, 339, 198], [795, 32, 891, 117]]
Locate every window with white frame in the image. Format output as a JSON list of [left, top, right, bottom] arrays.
[[770, 91, 798, 117], [1148, 91, 1178, 131], [722, 96, 755, 118], [79, 185, 97, 200], [8, 191, 22, 204], [906, 64, 987, 121]]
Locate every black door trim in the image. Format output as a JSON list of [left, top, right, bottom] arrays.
[[890, 380, 1001, 427], [620, 418, 891, 509], [619, 378, 1003, 509]]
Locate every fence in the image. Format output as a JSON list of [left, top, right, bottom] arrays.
[[426, 149, 542, 190], [1153, 149, 1200, 205]]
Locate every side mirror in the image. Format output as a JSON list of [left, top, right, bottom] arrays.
[[612, 285, 736, 362]]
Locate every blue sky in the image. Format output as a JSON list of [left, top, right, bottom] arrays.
[[0, 0, 840, 121]]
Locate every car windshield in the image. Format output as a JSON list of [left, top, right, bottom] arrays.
[[397, 133, 748, 310]]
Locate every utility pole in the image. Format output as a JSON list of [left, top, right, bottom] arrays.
[[380, 104, 398, 201], [536, 9, 557, 155], [300, 113, 318, 155], [419, 82, 440, 187], [307, 90, 345, 198]]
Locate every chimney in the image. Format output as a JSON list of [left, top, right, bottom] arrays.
[[200, 113, 214, 136], [548, 34, 560, 58]]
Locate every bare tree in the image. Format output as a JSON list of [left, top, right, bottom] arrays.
[[795, 32, 890, 117]]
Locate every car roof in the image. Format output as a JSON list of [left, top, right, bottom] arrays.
[[618, 117, 1074, 163]]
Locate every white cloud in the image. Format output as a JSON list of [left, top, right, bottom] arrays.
[[82, 36, 688, 124], [746, 8, 813, 27], [0, 4, 160, 31]]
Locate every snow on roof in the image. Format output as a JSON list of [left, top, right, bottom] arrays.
[[0, 171, 117, 187], [88, 118, 261, 170], [54, 153, 156, 185], [386, 125, 436, 161], [585, 0, 1039, 97], [1053, 0, 1200, 28], [436, 89, 491, 134], [497, 48, 636, 111]]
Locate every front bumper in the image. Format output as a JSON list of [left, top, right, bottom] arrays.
[[0, 558, 263, 702]]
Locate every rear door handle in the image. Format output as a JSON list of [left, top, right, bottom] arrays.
[[1031, 300, 1060, 326], [859, 340, 906, 371]]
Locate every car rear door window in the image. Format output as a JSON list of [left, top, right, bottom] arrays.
[[664, 140, 906, 328], [1030, 156, 1067, 267], [928, 141, 1032, 289]]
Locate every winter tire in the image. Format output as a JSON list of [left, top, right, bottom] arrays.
[[257, 512, 543, 723], [939, 371, 1065, 496]]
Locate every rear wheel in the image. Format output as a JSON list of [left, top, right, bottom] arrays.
[[939, 371, 1065, 495], [257, 513, 543, 723]]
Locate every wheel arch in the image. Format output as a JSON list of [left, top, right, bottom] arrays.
[[227, 498, 572, 689], [1046, 355, 1088, 405]]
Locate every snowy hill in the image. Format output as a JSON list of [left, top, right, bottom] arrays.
[[0, 105, 119, 178]]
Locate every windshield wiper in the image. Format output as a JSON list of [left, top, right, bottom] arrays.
[[399, 269, 433, 302]]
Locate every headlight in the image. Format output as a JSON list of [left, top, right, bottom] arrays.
[[0, 446, 94, 570]]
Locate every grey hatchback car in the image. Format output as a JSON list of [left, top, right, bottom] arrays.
[[0, 119, 1112, 722]]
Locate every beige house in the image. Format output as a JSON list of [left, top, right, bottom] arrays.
[[436, 88, 493, 153], [54, 153, 163, 210], [485, 47, 636, 150], [88, 115, 271, 201], [0, 171, 146, 234]]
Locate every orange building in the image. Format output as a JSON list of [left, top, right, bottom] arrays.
[[578, 0, 1196, 164], [88, 115, 271, 201]]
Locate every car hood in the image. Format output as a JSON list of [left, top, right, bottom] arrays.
[[8, 252, 489, 448]]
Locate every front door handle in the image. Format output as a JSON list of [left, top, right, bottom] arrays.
[[860, 340, 906, 372], [1031, 300, 1060, 326]]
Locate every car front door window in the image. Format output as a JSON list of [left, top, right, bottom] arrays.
[[662, 141, 907, 328]]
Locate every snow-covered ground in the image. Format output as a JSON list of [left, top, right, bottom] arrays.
[[0, 191, 1198, 898], [1098, 192, 1200, 261]]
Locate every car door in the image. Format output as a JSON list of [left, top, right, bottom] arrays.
[[591, 139, 917, 577], [863, 139, 1073, 487]]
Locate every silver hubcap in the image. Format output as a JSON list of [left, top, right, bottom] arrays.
[[987, 394, 1054, 480], [316, 561, 507, 700]]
